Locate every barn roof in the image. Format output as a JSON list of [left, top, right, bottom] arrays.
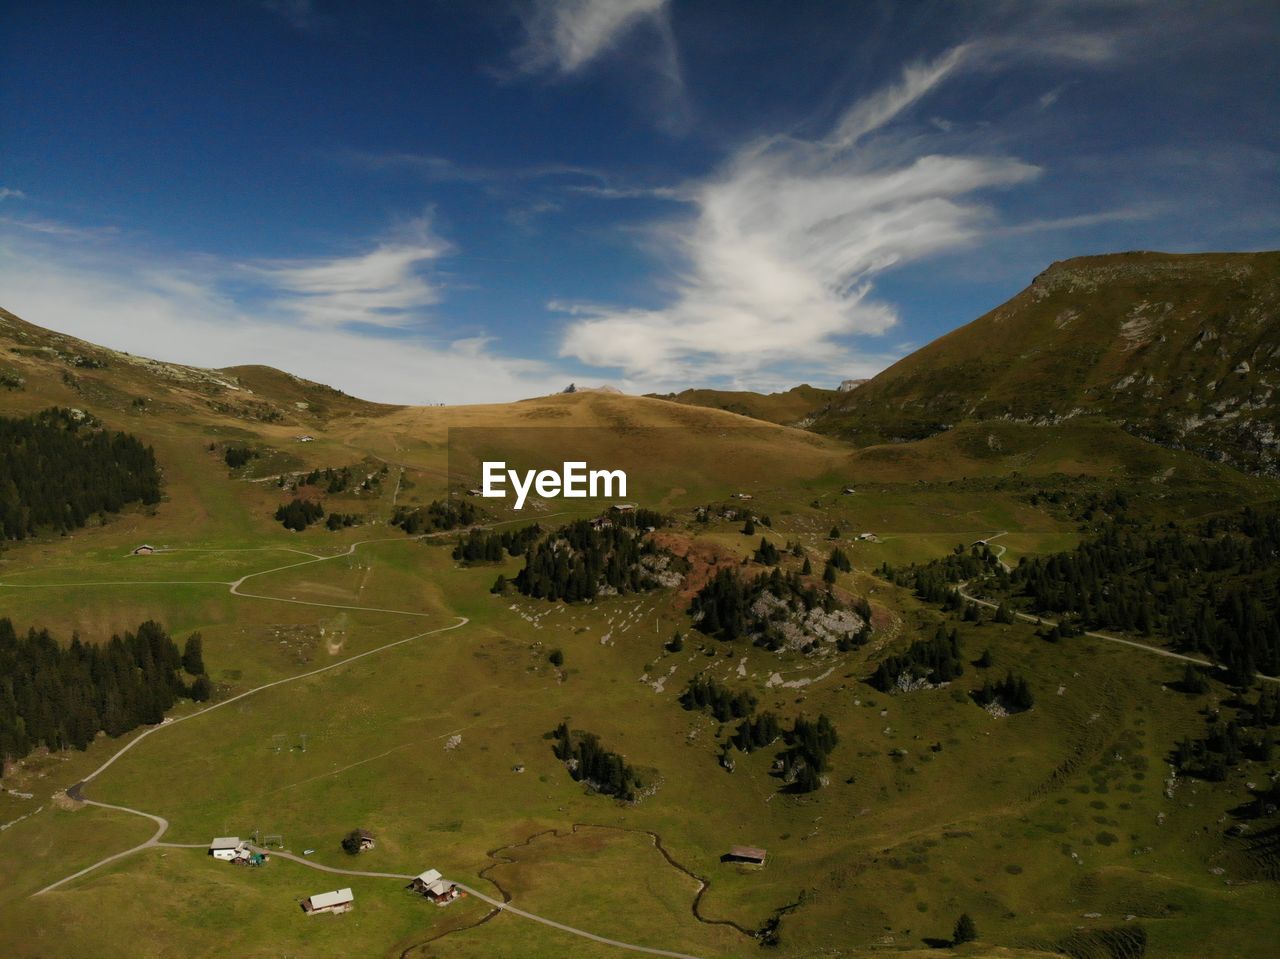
[[309, 888, 354, 909]]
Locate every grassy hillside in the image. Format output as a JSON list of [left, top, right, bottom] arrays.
[[648, 385, 838, 426], [1, 306, 1278, 958], [813, 251, 1280, 474]]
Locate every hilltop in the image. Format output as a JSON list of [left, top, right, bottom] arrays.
[[647, 384, 839, 427], [812, 251, 1280, 474]]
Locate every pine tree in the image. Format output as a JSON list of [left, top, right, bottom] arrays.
[[182, 633, 205, 676], [953, 913, 977, 944]]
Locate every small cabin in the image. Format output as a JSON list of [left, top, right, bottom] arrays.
[[209, 837, 245, 861], [731, 492, 753, 500], [304, 888, 354, 915], [610, 503, 636, 513], [133, 544, 156, 556], [296, 435, 315, 443], [842, 487, 856, 495], [355, 828, 375, 851], [723, 845, 767, 866], [410, 869, 460, 904]]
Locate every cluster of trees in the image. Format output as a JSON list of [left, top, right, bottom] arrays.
[[1166, 684, 1280, 822], [222, 445, 256, 469], [754, 537, 781, 565], [1011, 508, 1280, 682], [514, 519, 676, 602], [549, 722, 647, 801], [325, 512, 359, 531], [452, 523, 542, 564], [297, 465, 355, 494], [1173, 685, 1279, 784], [869, 625, 964, 691], [972, 670, 1035, 712], [720, 705, 838, 793], [879, 543, 1008, 603], [730, 711, 781, 752], [274, 497, 325, 531], [0, 408, 161, 540], [0, 619, 208, 767], [691, 566, 872, 653], [678, 675, 757, 721], [611, 507, 667, 530], [390, 499, 480, 534], [779, 714, 839, 793], [821, 545, 853, 584]]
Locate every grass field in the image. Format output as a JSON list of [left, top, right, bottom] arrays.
[[2, 325, 1278, 958]]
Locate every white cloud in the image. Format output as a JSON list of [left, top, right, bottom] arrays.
[[0, 229, 569, 405], [0, 187, 25, 202], [513, 0, 670, 75], [247, 218, 450, 329], [556, 48, 1040, 384]]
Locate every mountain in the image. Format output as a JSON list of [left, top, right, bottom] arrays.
[[812, 251, 1280, 474], [649, 384, 838, 426], [0, 307, 392, 428]]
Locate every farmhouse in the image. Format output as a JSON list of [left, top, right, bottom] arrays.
[[723, 845, 768, 865], [303, 888, 354, 915], [410, 869, 460, 904], [208, 837, 245, 861], [296, 435, 314, 443], [610, 503, 636, 513], [132, 544, 156, 555], [354, 828, 375, 851]]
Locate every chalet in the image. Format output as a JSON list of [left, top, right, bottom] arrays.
[[303, 888, 354, 915], [467, 488, 484, 497], [857, 532, 880, 543], [610, 503, 636, 513], [723, 845, 767, 866], [410, 869, 460, 904], [354, 828, 375, 851], [133, 544, 156, 556], [842, 487, 856, 495], [296, 435, 315, 443], [209, 837, 245, 861], [731, 492, 753, 500]]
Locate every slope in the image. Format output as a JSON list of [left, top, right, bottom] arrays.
[[647, 385, 838, 427], [812, 251, 1280, 474]]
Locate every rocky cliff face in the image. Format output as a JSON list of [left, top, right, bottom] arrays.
[[812, 251, 1280, 474]]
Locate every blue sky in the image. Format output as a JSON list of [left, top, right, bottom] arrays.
[[1, 1, 1277, 403]]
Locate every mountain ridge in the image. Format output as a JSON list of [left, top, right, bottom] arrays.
[[811, 250, 1280, 474]]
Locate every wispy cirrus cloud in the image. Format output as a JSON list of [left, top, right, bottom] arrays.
[[512, 0, 670, 75], [0, 187, 25, 202], [556, 47, 1041, 384], [247, 217, 450, 329]]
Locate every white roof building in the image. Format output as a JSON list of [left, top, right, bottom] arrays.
[[414, 869, 442, 886], [306, 888, 354, 913], [209, 837, 244, 861]]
